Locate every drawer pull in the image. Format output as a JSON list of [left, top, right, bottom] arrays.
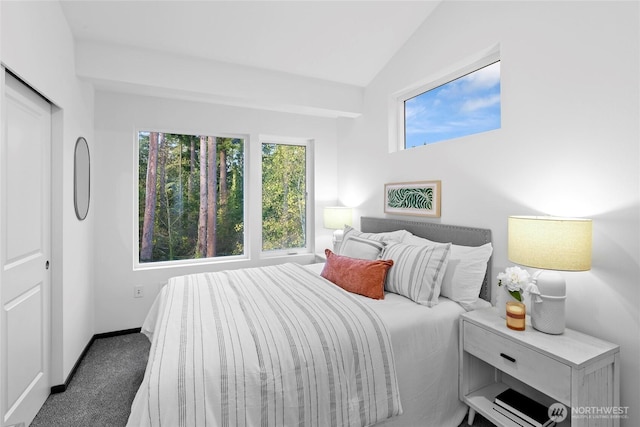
[[500, 353, 516, 363]]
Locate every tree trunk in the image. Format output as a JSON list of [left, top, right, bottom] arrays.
[[282, 153, 290, 224], [219, 148, 228, 206], [157, 133, 174, 259], [206, 136, 217, 257], [157, 133, 167, 223], [188, 138, 195, 199], [140, 132, 159, 261], [196, 135, 207, 257]]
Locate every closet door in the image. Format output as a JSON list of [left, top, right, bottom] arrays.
[[1, 72, 52, 427]]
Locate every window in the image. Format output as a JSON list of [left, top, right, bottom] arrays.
[[138, 131, 245, 264], [400, 60, 501, 149], [261, 141, 309, 252]]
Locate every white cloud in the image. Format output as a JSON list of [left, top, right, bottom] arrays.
[[405, 102, 427, 121], [461, 94, 501, 113], [460, 62, 500, 91]]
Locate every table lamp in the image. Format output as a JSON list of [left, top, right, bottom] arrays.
[[323, 207, 353, 251], [508, 215, 592, 334]]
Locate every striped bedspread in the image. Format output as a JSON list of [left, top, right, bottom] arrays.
[[127, 263, 402, 427]]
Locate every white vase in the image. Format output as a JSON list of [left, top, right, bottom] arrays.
[[496, 289, 523, 319]]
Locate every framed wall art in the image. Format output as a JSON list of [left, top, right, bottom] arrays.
[[384, 181, 441, 217]]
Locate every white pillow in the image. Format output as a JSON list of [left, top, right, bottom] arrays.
[[338, 235, 386, 260], [404, 234, 493, 310], [381, 241, 451, 307], [343, 225, 410, 244]]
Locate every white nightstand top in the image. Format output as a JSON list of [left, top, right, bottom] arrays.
[[461, 308, 619, 369]]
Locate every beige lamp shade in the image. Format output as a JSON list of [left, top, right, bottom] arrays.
[[508, 216, 592, 271], [323, 207, 353, 230]]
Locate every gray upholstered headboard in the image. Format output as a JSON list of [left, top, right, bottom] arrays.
[[361, 216, 493, 302]]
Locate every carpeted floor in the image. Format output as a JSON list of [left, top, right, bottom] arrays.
[[31, 332, 495, 427], [31, 333, 150, 427], [459, 413, 494, 427]]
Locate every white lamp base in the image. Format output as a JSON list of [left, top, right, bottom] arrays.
[[531, 270, 566, 335], [332, 229, 344, 253]]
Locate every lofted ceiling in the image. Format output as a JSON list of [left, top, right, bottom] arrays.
[[60, 0, 441, 88]]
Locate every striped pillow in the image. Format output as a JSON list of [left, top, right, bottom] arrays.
[[342, 225, 410, 245], [382, 241, 452, 306], [339, 235, 386, 260]]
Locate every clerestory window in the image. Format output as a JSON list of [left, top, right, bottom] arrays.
[[396, 51, 501, 150]]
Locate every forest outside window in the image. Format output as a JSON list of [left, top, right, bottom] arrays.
[[138, 131, 245, 264], [261, 141, 309, 253]]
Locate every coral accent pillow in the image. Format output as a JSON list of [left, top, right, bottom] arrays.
[[321, 249, 394, 300]]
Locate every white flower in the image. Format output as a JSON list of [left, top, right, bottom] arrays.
[[497, 266, 530, 290], [497, 266, 540, 302]]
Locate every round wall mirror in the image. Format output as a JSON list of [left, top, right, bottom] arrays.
[[74, 137, 90, 220]]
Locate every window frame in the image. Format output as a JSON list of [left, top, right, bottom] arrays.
[[259, 136, 314, 258], [392, 47, 501, 152], [133, 128, 249, 270]]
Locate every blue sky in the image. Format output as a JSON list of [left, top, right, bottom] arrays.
[[405, 61, 501, 148]]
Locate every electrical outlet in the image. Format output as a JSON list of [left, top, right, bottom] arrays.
[[134, 285, 144, 298]]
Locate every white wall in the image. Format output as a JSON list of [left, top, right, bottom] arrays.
[[337, 1, 639, 424], [3, 1, 636, 419], [0, 1, 95, 384], [93, 91, 338, 332], [76, 41, 364, 118]]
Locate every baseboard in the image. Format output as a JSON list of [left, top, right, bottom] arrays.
[[50, 327, 142, 394], [94, 327, 142, 340]]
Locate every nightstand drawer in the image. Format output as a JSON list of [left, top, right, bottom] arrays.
[[463, 322, 571, 404]]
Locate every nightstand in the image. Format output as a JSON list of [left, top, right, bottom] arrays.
[[459, 308, 620, 427]]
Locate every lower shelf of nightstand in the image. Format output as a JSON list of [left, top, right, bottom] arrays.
[[464, 382, 570, 427]]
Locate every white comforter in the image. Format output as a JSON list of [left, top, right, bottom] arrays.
[[306, 263, 481, 427], [127, 263, 402, 427], [362, 293, 469, 427]]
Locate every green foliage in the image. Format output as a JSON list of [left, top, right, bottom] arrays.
[[138, 132, 244, 263], [139, 133, 308, 262], [261, 143, 307, 251]]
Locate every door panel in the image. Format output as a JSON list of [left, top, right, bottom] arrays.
[[1, 72, 51, 427], [6, 285, 43, 409]]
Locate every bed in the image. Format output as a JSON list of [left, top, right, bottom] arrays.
[[127, 216, 492, 427]]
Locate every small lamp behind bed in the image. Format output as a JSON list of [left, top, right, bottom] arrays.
[[323, 207, 353, 251]]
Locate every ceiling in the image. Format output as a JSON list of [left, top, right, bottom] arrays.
[[60, 1, 441, 87]]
